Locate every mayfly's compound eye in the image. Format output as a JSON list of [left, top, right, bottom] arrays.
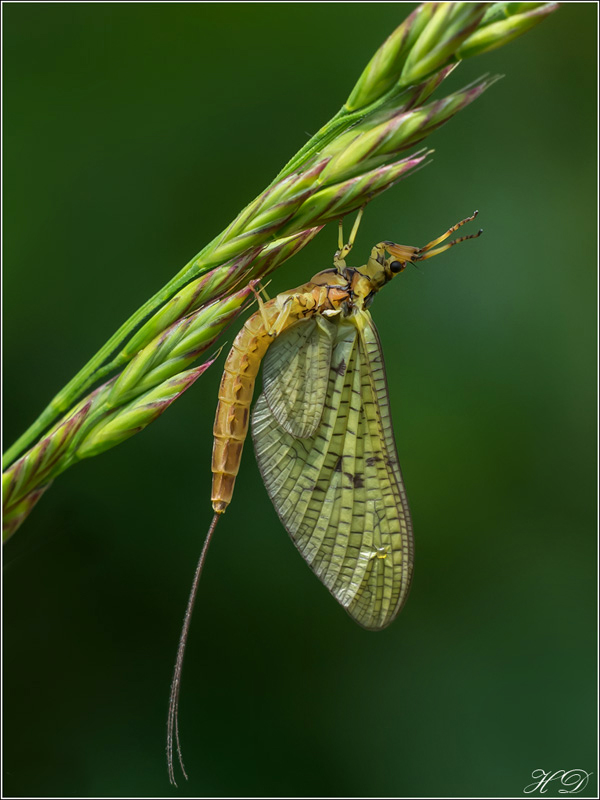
[[389, 260, 404, 274]]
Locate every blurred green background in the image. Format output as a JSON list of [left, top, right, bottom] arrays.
[[3, 4, 597, 798]]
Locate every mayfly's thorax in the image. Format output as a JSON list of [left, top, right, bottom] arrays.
[[309, 267, 348, 288], [308, 262, 389, 317], [306, 267, 355, 317]]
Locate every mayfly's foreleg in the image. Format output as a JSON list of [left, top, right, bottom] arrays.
[[411, 210, 482, 261], [372, 211, 483, 271], [334, 207, 364, 270]]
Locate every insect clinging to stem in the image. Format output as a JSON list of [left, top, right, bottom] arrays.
[[167, 209, 482, 784]]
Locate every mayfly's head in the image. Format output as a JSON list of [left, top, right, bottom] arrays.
[[330, 212, 482, 312], [358, 244, 419, 286], [346, 242, 420, 309], [355, 212, 484, 303]]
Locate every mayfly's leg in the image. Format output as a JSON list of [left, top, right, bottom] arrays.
[[412, 211, 483, 261], [379, 211, 482, 269], [249, 281, 294, 337], [270, 301, 294, 337], [334, 207, 365, 270], [256, 281, 271, 301], [249, 278, 272, 303], [337, 210, 363, 252], [249, 280, 272, 329]]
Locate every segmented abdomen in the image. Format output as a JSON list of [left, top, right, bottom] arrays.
[[211, 311, 273, 513], [211, 277, 347, 514]]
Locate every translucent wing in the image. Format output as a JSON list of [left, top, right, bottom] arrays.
[[252, 312, 414, 630], [262, 316, 335, 439]]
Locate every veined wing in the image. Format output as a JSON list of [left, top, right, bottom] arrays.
[[252, 311, 414, 630], [262, 316, 335, 439]]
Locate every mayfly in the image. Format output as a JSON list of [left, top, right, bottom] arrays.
[[167, 210, 482, 783]]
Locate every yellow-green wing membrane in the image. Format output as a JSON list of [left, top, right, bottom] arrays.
[[252, 311, 414, 630], [262, 316, 335, 438]]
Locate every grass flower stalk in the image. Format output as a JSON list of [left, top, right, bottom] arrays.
[[3, 1, 558, 535]]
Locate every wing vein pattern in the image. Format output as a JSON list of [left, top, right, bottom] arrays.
[[252, 312, 414, 630], [262, 317, 334, 439]]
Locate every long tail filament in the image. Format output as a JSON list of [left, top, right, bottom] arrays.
[[167, 512, 221, 786]]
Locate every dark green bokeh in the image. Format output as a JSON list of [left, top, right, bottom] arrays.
[[3, 4, 597, 797]]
